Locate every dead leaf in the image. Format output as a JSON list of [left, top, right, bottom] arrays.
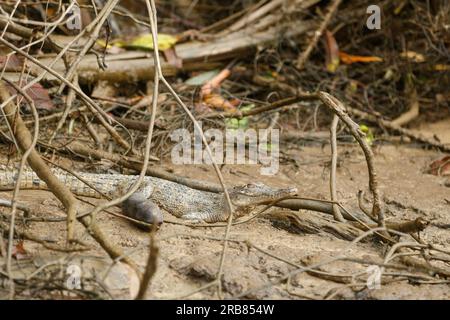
[[324, 30, 340, 73], [339, 52, 383, 64], [190, 66, 237, 113], [428, 156, 450, 176], [434, 64, 450, 71], [400, 51, 425, 63], [12, 240, 29, 260], [5, 82, 55, 111], [201, 68, 231, 95], [203, 93, 238, 112], [0, 55, 25, 72]]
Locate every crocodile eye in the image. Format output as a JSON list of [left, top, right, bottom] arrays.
[[248, 182, 264, 188]]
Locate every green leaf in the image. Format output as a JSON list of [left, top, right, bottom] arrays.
[[185, 70, 220, 86], [360, 124, 375, 146], [224, 104, 255, 129]]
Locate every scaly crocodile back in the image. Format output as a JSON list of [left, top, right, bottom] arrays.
[[0, 166, 226, 221]]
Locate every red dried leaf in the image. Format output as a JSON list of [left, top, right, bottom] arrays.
[[203, 93, 237, 112], [324, 30, 340, 73], [0, 55, 25, 72], [5, 82, 55, 111], [428, 156, 450, 176], [12, 240, 29, 260]]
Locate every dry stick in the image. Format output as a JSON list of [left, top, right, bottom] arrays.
[[317, 92, 384, 228], [222, 93, 317, 118], [0, 2, 77, 38], [0, 228, 5, 257], [0, 3, 99, 134], [48, 74, 78, 144], [0, 2, 77, 28], [0, 2, 89, 82], [54, 118, 372, 224], [228, 91, 383, 225], [329, 115, 345, 222], [62, 142, 220, 192], [222, 90, 388, 231], [248, 241, 357, 284], [56, 0, 121, 94], [54, 142, 369, 225], [172, 233, 357, 299], [0, 43, 91, 241], [82, 113, 103, 147], [0, 84, 140, 276], [15, 0, 163, 286], [172, 234, 364, 285], [0, 198, 33, 216], [233, 227, 389, 299], [1, 0, 20, 36], [234, 227, 432, 299], [346, 106, 450, 153], [0, 222, 89, 253], [51, 93, 386, 225], [41, 157, 110, 200], [1, 79, 38, 299], [10, 107, 139, 134], [384, 241, 450, 278], [200, 0, 266, 34], [0, 2, 81, 77], [115, 0, 164, 298], [348, 217, 430, 234], [74, 0, 161, 240], [400, 254, 450, 278], [19, 108, 89, 128], [0, 81, 77, 242], [135, 225, 159, 300], [357, 190, 373, 217], [391, 89, 419, 127], [147, 0, 235, 300], [382, 242, 424, 284], [0, 83, 136, 260], [220, 0, 283, 35], [384, 242, 427, 265], [296, 0, 342, 69], [0, 38, 132, 151]]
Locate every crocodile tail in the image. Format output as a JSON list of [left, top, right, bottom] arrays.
[[0, 167, 47, 191], [0, 167, 99, 197]]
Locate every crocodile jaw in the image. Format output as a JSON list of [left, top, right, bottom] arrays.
[[230, 183, 298, 216]]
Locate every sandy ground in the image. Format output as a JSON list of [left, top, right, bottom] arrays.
[[0, 143, 449, 300]]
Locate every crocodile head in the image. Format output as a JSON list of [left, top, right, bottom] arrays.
[[229, 182, 297, 216]]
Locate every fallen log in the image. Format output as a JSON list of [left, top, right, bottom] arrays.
[[28, 20, 316, 83]]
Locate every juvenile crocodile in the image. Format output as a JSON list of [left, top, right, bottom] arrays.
[[0, 166, 297, 224]]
